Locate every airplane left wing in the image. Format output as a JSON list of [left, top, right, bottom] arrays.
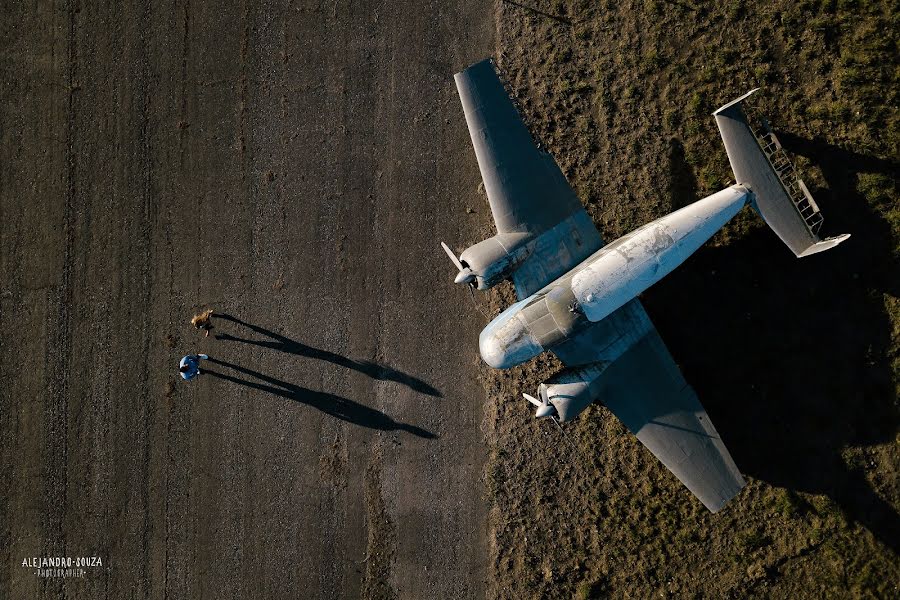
[[552, 300, 746, 512], [455, 59, 603, 299]]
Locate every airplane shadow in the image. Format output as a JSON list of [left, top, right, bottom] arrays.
[[647, 133, 899, 552], [205, 358, 437, 439], [668, 138, 699, 212], [213, 313, 442, 398]]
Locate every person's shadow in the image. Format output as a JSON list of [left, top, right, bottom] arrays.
[[213, 314, 442, 398], [645, 133, 899, 552], [205, 358, 437, 439]]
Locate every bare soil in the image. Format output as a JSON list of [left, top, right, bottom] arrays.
[[1, 1, 495, 598]]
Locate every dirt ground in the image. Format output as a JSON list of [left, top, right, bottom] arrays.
[[1, 1, 495, 598]]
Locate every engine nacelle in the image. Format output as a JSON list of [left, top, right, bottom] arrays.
[[540, 365, 605, 422], [459, 232, 534, 290]]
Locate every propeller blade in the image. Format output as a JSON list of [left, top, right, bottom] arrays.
[[440, 242, 464, 272], [522, 392, 542, 408]]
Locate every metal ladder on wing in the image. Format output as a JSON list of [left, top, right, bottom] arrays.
[[753, 121, 825, 236]]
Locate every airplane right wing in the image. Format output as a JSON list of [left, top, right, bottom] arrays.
[[552, 300, 746, 512], [455, 58, 585, 235], [455, 59, 603, 298]]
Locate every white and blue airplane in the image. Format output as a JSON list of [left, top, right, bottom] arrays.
[[442, 59, 849, 512]]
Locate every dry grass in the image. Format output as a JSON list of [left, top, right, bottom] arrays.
[[483, 0, 899, 597]]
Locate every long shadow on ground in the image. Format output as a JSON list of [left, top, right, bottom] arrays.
[[206, 358, 437, 439], [645, 133, 899, 552], [213, 314, 442, 398]]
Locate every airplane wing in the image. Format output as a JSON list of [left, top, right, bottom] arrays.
[[552, 300, 746, 512], [455, 59, 603, 299]]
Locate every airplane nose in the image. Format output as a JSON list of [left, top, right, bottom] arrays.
[[479, 315, 544, 369], [479, 331, 506, 368]]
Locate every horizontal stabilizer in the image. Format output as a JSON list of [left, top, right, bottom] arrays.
[[713, 91, 850, 257]]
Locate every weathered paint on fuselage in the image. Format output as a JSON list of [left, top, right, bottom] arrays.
[[479, 185, 751, 369]]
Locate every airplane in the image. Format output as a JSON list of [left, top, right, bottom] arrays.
[[441, 58, 850, 512]]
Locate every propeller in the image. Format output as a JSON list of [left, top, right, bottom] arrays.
[[441, 242, 476, 285], [525, 389, 579, 455], [523, 390, 557, 420]]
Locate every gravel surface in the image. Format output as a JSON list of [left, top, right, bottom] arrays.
[[1, 2, 496, 598]]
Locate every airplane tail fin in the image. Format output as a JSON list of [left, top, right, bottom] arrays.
[[713, 90, 850, 257]]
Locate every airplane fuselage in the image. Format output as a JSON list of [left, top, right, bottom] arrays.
[[479, 184, 751, 369]]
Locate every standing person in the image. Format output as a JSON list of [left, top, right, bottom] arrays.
[[191, 308, 214, 337], [179, 354, 209, 380]]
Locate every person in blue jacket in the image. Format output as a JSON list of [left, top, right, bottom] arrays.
[[179, 354, 209, 380]]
